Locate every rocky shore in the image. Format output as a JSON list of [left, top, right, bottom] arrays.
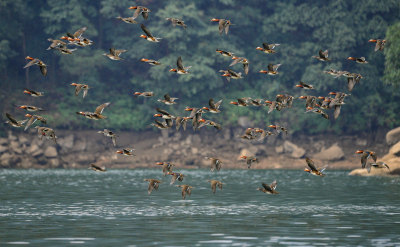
[[0, 126, 399, 174]]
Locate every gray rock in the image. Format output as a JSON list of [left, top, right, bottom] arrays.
[[44, 146, 57, 158], [0, 138, 8, 145], [72, 140, 86, 151], [27, 144, 39, 154], [18, 135, 29, 145], [48, 158, 60, 168], [389, 141, 400, 156], [313, 143, 344, 161], [275, 145, 284, 154], [0, 153, 13, 167], [9, 141, 20, 152], [0, 145, 8, 153], [7, 131, 16, 141], [386, 127, 400, 145], [58, 135, 74, 149], [283, 141, 305, 158]]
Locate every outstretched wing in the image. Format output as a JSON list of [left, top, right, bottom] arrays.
[[306, 158, 317, 171], [94, 102, 110, 114], [73, 27, 87, 39], [177, 56, 184, 70], [141, 24, 153, 37]]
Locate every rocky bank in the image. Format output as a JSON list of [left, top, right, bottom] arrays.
[[1, 126, 397, 173]]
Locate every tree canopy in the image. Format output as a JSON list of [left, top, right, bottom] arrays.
[[1, 0, 399, 135]]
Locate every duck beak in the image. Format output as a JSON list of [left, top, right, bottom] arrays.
[[128, 6, 137, 9], [256, 47, 263, 51], [355, 150, 364, 154], [259, 70, 267, 74]]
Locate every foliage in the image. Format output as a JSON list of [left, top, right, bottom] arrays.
[[0, 0, 399, 135]]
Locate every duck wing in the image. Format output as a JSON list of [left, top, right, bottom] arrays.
[[177, 56, 184, 70], [141, 24, 153, 38], [73, 27, 87, 39], [306, 158, 318, 171], [94, 102, 110, 114], [6, 113, 18, 125]]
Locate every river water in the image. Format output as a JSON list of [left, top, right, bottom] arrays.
[[0, 169, 399, 246]]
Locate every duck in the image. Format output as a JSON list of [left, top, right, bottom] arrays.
[[347, 57, 368, 64], [198, 119, 222, 130], [5, 113, 27, 128], [259, 63, 281, 75], [176, 184, 193, 199], [133, 91, 154, 97], [116, 16, 137, 24], [116, 148, 135, 156], [129, 6, 150, 20], [103, 48, 127, 60], [240, 155, 258, 169], [295, 81, 314, 89], [256, 42, 280, 53], [175, 116, 190, 131], [89, 163, 106, 172], [17, 105, 44, 112], [154, 108, 175, 119], [276, 94, 294, 108], [345, 73, 363, 92], [240, 128, 259, 140], [144, 179, 161, 195], [140, 24, 161, 42], [304, 158, 326, 176], [158, 94, 178, 105], [36, 126, 57, 144], [70, 83, 90, 98], [202, 98, 222, 113], [65, 26, 87, 40], [265, 100, 283, 113], [369, 39, 386, 51], [46, 38, 67, 50], [230, 98, 249, 107], [365, 161, 390, 173], [24, 114, 47, 131], [97, 129, 117, 147], [306, 107, 329, 119], [255, 128, 275, 141], [257, 180, 279, 194], [140, 58, 161, 66], [216, 49, 234, 57], [268, 124, 288, 135], [328, 92, 349, 119], [156, 162, 174, 176], [208, 180, 223, 194], [76, 102, 110, 120], [230, 57, 249, 75], [24, 88, 44, 97], [24, 56, 47, 76], [355, 150, 377, 168], [250, 99, 265, 107], [185, 107, 204, 130], [221, 69, 242, 80], [211, 18, 232, 35], [205, 157, 222, 171], [312, 50, 330, 61], [323, 69, 348, 78], [151, 119, 172, 129], [166, 18, 187, 28], [168, 172, 184, 185], [299, 95, 319, 108], [170, 56, 191, 74]]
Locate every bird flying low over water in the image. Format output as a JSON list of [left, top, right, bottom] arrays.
[[176, 184, 193, 200], [89, 163, 106, 172], [76, 102, 110, 120], [168, 172, 184, 185], [140, 24, 161, 42], [155, 162, 174, 176], [365, 161, 390, 173], [24, 56, 47, 76], [35, 126, 57, 144], [240, 155, 258, 169], [205, 157, 222, 171], [355, 150, 377, 169], [208, 180, 223, 194], [144, 179, 161, 195], [257, 180, 279, 194], [304, 158, 326, 177]]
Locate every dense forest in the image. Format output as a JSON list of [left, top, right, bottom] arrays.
[[1, 0, 400, 136]]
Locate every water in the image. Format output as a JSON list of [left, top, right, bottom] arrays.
[[0, 169, 399, 246]]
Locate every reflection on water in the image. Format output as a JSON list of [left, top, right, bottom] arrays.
[[0, 169, 399, 246]]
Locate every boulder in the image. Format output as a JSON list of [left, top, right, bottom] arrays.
[[72, 140, 86, 151], [48, 158, 60, 168], [0, 145, 8, 153], [313, 143, 344, 161], [27, 144, 39, 154], [18, 135, 29, 145], [386, 127, 400, 145], [0, 138, 7, 145], [283, 141, 305, 158], [58, 135, 74, 149], [44, 146, 57, 158], [9, 141, 20, 152], [389, 141, 400, 156], [275, 145, 284, 154]]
